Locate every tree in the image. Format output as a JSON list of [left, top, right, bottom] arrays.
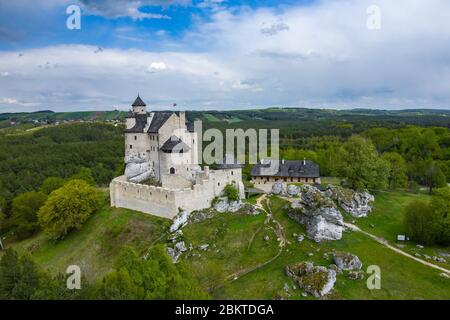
[[97, 246, 209, 300], [337, 135, 389, 190], [70, 167, 96, 186], [422, 160, 446, 193], [382, 152, 408, 189], [0, 195, 7, 233], [6, 191, 47, 239], [38, 179, 101, 238], [429, 187, 450, 245], [0, 249, 88, 300], [0, 249, 21, 299], [40, 177, 65, 195], [404, 201, 439, 245]]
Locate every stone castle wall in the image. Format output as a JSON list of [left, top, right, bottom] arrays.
[[110, 167, 243, 219]]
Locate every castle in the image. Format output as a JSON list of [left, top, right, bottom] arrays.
[[110, 95, 245, 218]]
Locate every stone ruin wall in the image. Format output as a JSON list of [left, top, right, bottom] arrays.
[[110, 168, 243, 219]]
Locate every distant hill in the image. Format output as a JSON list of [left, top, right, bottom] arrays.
[[1, 108, 449, 137]]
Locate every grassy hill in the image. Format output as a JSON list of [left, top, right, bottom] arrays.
[[3, 189, 449, 299]]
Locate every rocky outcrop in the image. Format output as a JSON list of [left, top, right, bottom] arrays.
[[213, 198, 244, 213], [287, 185, 299, 196], [286, 262, 336, 298], [333, 252, 363, 271], [167, 240, 188, 263], [326, 186, 374, 218], [124, 153, 155, 183], [288, 185, 344, 242], [169, 210, 190, 233], [271, 181, 287, 195]]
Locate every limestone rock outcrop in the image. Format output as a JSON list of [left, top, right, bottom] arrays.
[[169, 210, 190, 233], [124, 153, 155, 183], [287, 185, 299, 196], [288, 185, 344, 242], [333, 252, 363, 271], [286, 262, 336, 298], [271, 181, 287, 195], [326, 186, 374, 218], [213, 198, 244, 213]]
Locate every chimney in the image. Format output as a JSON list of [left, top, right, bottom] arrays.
[[303, 158, 306, 165], [281, 159, 285, 165]]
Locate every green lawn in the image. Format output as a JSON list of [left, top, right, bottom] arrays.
[[4, 206, 170, 281], [3, 190, 449, 299], [185, 193, 450, 299]]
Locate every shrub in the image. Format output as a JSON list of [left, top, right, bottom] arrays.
[[404, 188, 450, 245], [223, 184, 239, 202], [38, 179, 101, 238], [5, 191, 47, 239]]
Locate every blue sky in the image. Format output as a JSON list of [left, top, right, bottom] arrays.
[[1, 0, 450, 112]]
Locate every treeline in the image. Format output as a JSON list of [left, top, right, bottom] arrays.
[[0, 246, 208, 300], [280, 126, 449, 192], [0, 123, 124, 203]]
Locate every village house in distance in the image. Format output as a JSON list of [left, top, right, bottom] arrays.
[[251, 159, 321, 193], [110, 95, 245, 218]]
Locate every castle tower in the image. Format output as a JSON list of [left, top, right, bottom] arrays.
[[132, 94, 147, 114]]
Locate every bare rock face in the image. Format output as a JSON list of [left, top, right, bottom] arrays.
[[167, 241, 188, 263], [213, 198, 244, 213], [287, 184, 299, 196], [124, 153, 156, 183], [289, 185, 344, 242], [286, 262, 336, 298], [169, 210, 190, 233], [333, 252, 363, 271], [327, 186, 374, 218], [272, 181, 287, 195]]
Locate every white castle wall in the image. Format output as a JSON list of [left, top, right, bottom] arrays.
[[110, 167, 243, 219]]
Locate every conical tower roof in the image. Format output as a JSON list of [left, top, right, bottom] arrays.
[[132, 95, 146, 107]]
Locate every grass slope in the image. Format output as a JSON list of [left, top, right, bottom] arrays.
[[3, 190, 449, 299], [183, 192, 450, 299], [5, 206, 170, 282]]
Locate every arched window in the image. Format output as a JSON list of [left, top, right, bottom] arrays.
[[170, 167, 175, 174]]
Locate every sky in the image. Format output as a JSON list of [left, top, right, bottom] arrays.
[[0, 0, 450, 112]]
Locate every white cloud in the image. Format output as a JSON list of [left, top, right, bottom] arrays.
[[1, 72, 10, 77], [2, 0, 450, 111], [78, 0, 189, 20], [149, 62, 168, 72]]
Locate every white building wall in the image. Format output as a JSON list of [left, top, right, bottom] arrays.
[[110, 168, 244, 219]]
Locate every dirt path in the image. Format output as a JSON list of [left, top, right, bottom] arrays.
[[344, 222, 450, 275]]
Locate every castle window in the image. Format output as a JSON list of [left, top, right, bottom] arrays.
[[170, 167, 175, 174], [218, 182, 220, 186], [129, 145, 132, 149], [134, 136, 137, 140], [231, 171, 234, 175]]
